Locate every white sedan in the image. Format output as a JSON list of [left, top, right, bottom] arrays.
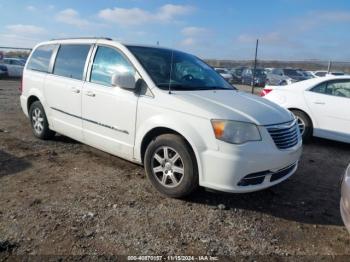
[[261, 76, 350, 143]]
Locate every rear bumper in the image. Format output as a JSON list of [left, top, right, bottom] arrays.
[[20, 95, 29, 117]]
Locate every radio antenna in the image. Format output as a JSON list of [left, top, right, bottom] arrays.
[[168, 50, 174, 95]]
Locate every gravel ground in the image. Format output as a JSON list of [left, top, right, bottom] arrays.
[[0, 80, 350, 259]]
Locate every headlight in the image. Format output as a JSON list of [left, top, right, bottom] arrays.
[[211, 120, 261, 144]]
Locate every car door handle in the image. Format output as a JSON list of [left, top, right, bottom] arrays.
[[71, 87, 80, 94], [85, 91, 96, 97], [313, 101, 325, 105]]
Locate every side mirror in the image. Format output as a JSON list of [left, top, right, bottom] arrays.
[[111, 72, 136, 90]]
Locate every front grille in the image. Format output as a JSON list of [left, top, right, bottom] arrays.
[[266, 120, 299, 150]]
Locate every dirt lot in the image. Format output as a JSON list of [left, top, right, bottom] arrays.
[[0, 80, 350, 258]]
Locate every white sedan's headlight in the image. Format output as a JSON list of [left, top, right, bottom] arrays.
[[211, 120, 262, 144]]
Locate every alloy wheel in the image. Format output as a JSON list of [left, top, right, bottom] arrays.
[[152, 146, 185, 188], [32, 108, 44, 134], [296, 116, 305, 136]]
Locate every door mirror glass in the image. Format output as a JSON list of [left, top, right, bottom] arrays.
[[111, 72, 136, 90]]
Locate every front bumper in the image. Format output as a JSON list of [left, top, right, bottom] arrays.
[[340, 164, 350, 233], [340, 198, 350, 233], [198, 126, 303, 193]]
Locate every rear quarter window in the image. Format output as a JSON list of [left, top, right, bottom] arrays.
[[27, 45, 56, 73]]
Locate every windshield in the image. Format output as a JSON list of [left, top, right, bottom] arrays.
[[127, 46, 234, 91]]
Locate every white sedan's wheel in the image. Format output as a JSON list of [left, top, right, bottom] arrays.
[[291, 110, 312, 142], [296, 115, 306, 136]]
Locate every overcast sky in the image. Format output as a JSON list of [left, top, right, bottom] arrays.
[[0, 0, 350, 60]]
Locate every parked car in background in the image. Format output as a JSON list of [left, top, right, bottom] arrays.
[[0, 65, 8, 78], [0, 58, 25, 77], [214, 67, 233, 83], [266, 68, 307, 86], [313, 71, 345, 78], [20, 38, 302, 197], [297, 69, 314, 79], [229, 66, 247, 84], [241, 68, 266, 87], [341, 164, 350, 233], [264, 68, 273, 74], [261, 76, 350, 143], [313, 71, 327, 77]]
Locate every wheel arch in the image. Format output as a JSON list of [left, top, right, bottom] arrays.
[[288, 108, 314, 128], [140, 127, 198, 169], [27, 95, 40, 113]]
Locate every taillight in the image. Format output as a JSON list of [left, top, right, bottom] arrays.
[[260, 89, 272, 97]]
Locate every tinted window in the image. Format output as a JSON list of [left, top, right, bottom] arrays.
[[216, 69, 226, 74], [315, 72, 326, 77], [27, 45, 56, 72], [54, 44, 91, 80], [272, 69, 282, 75], [284, 69, 302, 77], [90, 46, 135, 86], [254, 69, 265, 76], [331, 72, 344, 76], [311, 82, 327, 94], [327, 80, 350, 98]]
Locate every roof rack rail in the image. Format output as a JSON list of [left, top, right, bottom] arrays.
[[50, 37, 113, 41]]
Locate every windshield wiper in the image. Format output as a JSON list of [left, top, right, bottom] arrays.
[[157, 83, 234, 91]]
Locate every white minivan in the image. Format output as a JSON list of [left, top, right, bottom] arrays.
[[20, 38, 302, 197]]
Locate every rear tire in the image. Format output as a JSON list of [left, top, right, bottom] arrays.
[[291, 110, 312, 143], [144, 134, 198, 198], [29, 101, 55, 140]]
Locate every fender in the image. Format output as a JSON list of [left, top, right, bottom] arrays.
[[134, 113, 218, 184], [26, 87, 54, 126]]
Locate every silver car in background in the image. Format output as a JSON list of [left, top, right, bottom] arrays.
[[266, 68, 307, 86], [214, 67, 233, 83], [0, 58, 25, 77], [341, 164, 350, 233]]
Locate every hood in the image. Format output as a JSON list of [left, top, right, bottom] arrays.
[[173, 90, 293, 126]]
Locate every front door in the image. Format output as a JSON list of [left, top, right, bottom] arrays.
[[82, 45, 138, 159], [304, 79, 350, 142]]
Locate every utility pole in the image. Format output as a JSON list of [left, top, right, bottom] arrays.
[[251, 39, 259, 94]]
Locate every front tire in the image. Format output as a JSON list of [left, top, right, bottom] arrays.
[[144, 134, 198, 198], [29, 101, 55, 140], [291, 110, 312, 143]]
